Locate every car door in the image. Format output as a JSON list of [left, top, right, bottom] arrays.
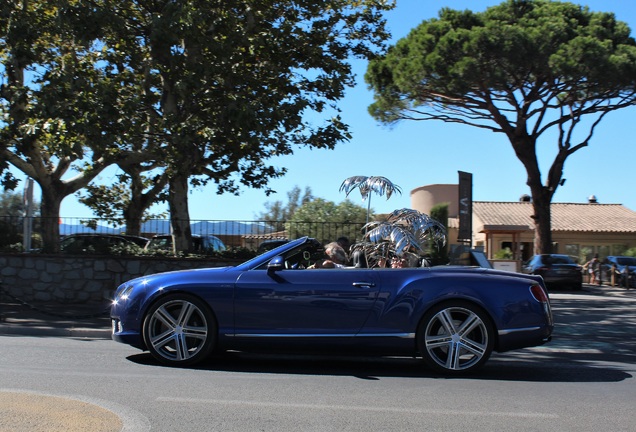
[[233, 268, 380, 338]]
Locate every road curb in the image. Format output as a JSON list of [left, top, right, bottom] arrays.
[[0, 323, 112, 339]]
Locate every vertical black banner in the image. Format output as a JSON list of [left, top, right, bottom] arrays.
[[458, 171, 473, 244]]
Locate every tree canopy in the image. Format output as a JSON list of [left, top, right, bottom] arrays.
[[365, 0, 636, 253], [256, 185, 314, 231], [287, 198, 369, 244], [95, 0, 395, 252], [0, 1, 138, 251], [1, 0, 395, 252]]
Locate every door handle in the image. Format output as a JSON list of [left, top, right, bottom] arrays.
[[353, 282, 375, 288]]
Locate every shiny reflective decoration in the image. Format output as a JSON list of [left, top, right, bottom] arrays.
[[111, 237, 553, 375], [360, 209, 447, 261], [340, 175, 402, 224], [339, 175, 403, 201]]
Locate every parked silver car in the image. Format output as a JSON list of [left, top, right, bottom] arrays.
[[602, 256, 636, 287], [522, 254, 583, 290]]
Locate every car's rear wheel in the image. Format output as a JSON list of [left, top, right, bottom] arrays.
[[418, 301, 494, 375], [143, 294, 216, 366]]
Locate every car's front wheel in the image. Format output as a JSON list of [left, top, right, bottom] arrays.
[[418, 301, 494, 375], [143, 294, 216, 366]]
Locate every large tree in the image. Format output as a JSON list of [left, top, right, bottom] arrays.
[[256, 185, 314, 232], [365, 0, 636, 254], [0, 1, 143, 252], [98, 0, 394, 253], [77, 169, 169, 236], [0, 190, 40, 249], [288, 198, 369, 244]]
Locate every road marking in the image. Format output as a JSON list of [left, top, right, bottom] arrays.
[[156, 397, 559, 419], [528, 347, 604, 354], [550, 293, 636, 302], [1, 388, 151, 432]]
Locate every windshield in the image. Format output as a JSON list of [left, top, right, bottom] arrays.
[[544, 255, 575, 265], [617, 257, 636, 266]]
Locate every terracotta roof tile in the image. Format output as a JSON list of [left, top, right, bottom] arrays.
[[473, 202, 636, 233]]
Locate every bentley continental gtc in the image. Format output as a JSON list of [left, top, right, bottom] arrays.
[[111, 237, 553, 375]]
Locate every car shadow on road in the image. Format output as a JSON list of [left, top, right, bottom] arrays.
[[126, 349, 632, 383]]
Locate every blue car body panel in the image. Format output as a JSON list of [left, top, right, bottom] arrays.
[[111, 237, 553, 356]]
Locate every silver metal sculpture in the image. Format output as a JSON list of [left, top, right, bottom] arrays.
[[340, 176, 402, 224], [353, 209, 447, 268]]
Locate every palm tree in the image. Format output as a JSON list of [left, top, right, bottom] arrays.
[[339, 176, 402, 224]]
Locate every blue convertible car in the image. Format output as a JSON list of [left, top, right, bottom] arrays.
[[111, 237, 553, 374]]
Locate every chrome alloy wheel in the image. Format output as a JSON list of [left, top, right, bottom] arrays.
[[421, 304, 493, 373], [143, 295, 215, 366]]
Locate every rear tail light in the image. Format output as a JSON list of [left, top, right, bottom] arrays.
[[530, 284, 553, 325], [530, 284, 549, 303]]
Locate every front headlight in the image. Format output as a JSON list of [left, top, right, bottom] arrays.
[[114, 284, 135, 302]]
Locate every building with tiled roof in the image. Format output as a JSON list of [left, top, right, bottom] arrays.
[[411, 184, 636, 263]]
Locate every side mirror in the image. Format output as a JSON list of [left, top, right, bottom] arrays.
[[267, 255, 285, 272]]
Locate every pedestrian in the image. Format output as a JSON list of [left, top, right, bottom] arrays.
[[584, 254, 601, 285]]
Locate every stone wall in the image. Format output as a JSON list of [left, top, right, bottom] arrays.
[[0, 254, 242, 304]]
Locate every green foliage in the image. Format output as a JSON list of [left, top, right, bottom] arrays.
[[494, 248, 514, 259], [0, 223, 21, 250], [0, 191, 40, 249], [365, 0, 636, 254], [1, 0, 394, 253], [1, 1, 134, 251], [287, 198, 369, 244], [256, 186, 314, 231], [77, 174, 168, 227], [95, 0, 394, 207], [624, 248, 636, 258], [106, 243, 146, 256], [428, 203, 449, 264], [367, 0, 636, 124], [1, 191, 31, 217]]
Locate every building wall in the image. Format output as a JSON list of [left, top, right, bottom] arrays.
[[412, 183, 636, 263], [480, 230, 636, 262], [410, 184, 459, 218]]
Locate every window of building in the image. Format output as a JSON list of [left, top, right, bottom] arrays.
[[565, 244, 579, 258], [613, 244, 628, 255], [581, 245, 595, 262]]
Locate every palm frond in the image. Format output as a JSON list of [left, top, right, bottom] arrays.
[[339, 176, 370, 199], [387, 208, 447, 247], [363, 221, 423, 256], [356, 209, 447, 264], [340, 176, 402, 202], [366, 176, 402, 200]]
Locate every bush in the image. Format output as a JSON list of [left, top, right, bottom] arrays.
[[624, 248, 636, 257], [494, 248, 513, 259]]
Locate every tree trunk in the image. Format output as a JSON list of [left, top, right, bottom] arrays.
[[40, 187, 63, 254], [123, 204, 144, 237], [531, 193, 553, 255], [123, 170, 147, 237], [168, 173, 192, 254], [510, 135, 557, 255]]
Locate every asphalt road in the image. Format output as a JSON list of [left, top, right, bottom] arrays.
[[1, 287, 635, 431]]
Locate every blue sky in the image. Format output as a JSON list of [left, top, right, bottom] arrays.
[[20, 0, 636, 220]]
